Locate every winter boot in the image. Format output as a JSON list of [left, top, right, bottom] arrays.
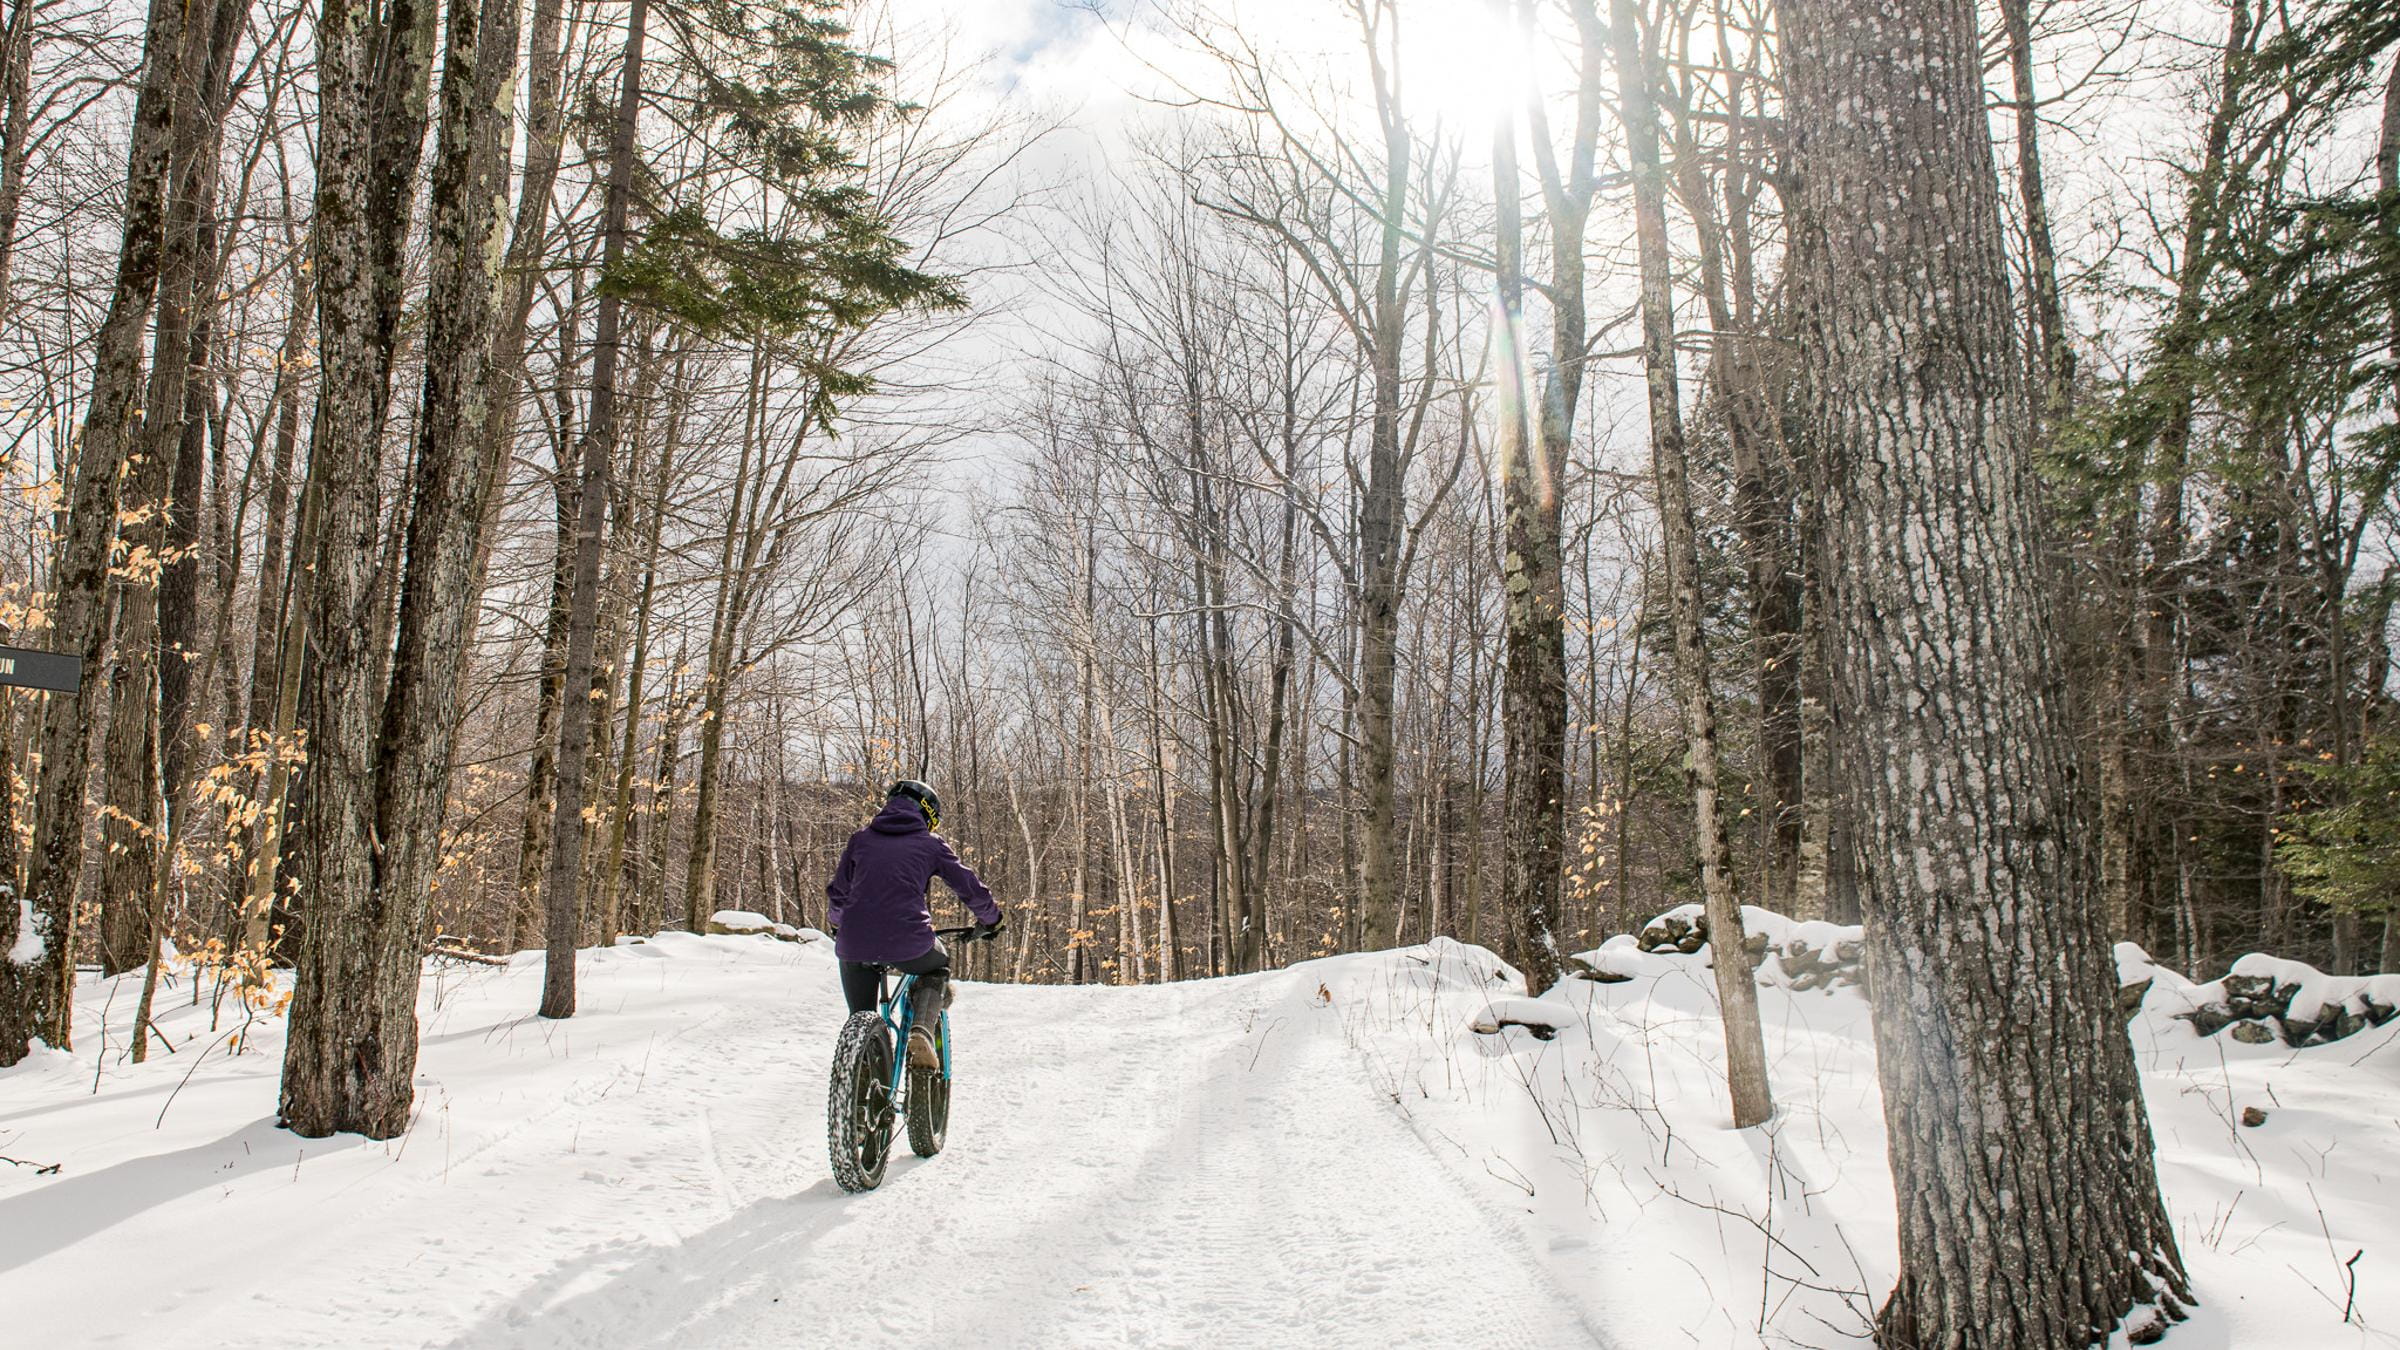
[[907, 1024, 939, 1069]]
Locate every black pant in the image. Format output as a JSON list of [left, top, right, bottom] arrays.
[[840, 942, 950, 1037]]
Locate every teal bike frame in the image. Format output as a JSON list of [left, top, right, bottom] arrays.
[[877, 921, 977, 1092], [881, 970, 952, 1085]]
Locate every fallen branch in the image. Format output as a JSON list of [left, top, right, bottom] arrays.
[[156, 1019, 252, 1131], [0, 1154, 61, 1175], [427, 941, 509, 968]]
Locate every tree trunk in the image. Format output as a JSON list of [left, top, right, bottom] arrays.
[[1494, 80, 1566, 991], [155, 0, 249, 952], [99, 0, 244, 978], [598, 356, 683, 944], [1353, 44, 1413, 948], [2124, 3, 2251, 958], [1503, 0, 1602, 989], [373, 0, 523, 1002], [232, 246, 310, 950], [512, 471, 574, 949], [1611, 0, 1773, 1128], [644, 667, 685, 935], [0, 690, 25, 1058], [462, 0, 571, 616], [1781, 0, 2193, 1339], [9, 0, 200, 1064], [1663, 13, 1804, 916], [278, 0, 440, 1140], [540, 0, 646, 1019], [0, 0, 36, 321], [2002, 0, 2074, 431]]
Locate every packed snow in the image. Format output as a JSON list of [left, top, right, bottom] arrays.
[[2, 924, 2394, 1348]]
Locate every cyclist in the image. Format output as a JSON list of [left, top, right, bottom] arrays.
[[825, 779, 1003, 1068]]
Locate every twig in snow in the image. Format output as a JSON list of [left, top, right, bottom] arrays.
[[1482, 1152, 1534, 1197], [2342, 1249, 2363, 1323], [1649, 1176, 1824, 1278], [91, 974, 125, 1095], [1245, 1016, 1283, 1071], [0, 1154, 61, 1175], [155, 1016, 252, 1130]]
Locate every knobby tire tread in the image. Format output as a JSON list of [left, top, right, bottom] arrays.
[[828, 1011, 894, 1192]]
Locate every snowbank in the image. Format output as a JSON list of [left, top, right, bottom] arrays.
[[3, 919, 2394, 1348], [1317, 922, 2398, 1349]]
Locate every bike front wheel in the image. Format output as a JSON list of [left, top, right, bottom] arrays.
[[828, 1011, 895, 1192]]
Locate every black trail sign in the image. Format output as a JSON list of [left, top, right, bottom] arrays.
[[0, 645, 81, 694]]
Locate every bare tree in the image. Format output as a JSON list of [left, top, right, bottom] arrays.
[[1610, 0, 1772, 1127]]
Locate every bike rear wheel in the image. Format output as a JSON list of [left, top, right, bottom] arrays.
[[828, 1011, 895, 1192], [906, 1017, 949, 1158]]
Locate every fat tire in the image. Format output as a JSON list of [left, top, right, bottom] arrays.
[[828, 1011, 895, 1192], [907, 1050, 949, 1158]]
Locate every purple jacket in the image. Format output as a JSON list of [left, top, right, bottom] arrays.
[[826, 798, 1001, 963]]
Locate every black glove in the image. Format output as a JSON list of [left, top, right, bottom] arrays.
[[974, 918, 1005, 942]]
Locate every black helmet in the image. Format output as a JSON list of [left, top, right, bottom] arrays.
[[888, 779, 940, 828]]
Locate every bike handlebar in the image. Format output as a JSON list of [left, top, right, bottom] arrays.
[[932, 924, 996, 941]]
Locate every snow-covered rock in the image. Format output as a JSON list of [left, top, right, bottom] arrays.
[[1467, 996, 1578, 1040], [1635, 903, 1867, 992], [1565, 933, 1656, 983], [702, 910, 816, 943], [2154, 951, 2400, 1047]]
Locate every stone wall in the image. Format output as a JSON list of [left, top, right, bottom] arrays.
[[1615, 907, 2400, 1050]]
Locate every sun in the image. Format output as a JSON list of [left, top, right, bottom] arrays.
[[1390, 0, 1533, 131]]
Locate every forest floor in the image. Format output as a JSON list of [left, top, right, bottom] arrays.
[[1, 926, 2394, 1349]]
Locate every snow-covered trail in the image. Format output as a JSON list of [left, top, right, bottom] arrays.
[[449, 968, 1598, 1349], [23, 926, 2390, 1349], [0, 937, 1605, 1349]]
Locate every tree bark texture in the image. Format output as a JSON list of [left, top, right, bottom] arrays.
[[1780, 0, 2193, 1341], [1353, 44, 1412, 947], [1504, 0, 1602, 990], [0, 0, 36, 321], [1494, 89, 1565, 991]]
